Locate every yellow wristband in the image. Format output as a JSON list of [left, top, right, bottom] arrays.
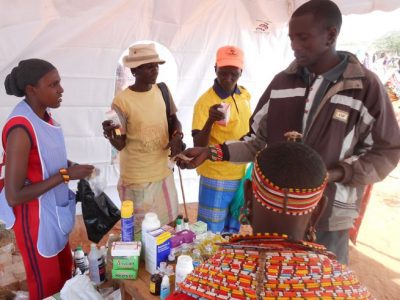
[[59, 168, 70, 183]]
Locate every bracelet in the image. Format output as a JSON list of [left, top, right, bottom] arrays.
[[208, 144, 223, 162], [59, 168, 70, 183], [172, 130, 184, 139]]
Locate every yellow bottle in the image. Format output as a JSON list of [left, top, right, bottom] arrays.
[[121, 200, 134, 242]]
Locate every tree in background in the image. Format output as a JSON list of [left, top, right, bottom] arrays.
[[373, 31, 400, 56]]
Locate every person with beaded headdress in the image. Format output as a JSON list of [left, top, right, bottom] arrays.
[[168, 139, 373, 300]]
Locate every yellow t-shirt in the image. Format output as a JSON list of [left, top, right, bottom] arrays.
[[192, 85, 251, 180], [112, 85, 176, 184]]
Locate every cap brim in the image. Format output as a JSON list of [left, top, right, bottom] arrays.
[[123, 58, 165, 68], [216, 58, 243, 69]]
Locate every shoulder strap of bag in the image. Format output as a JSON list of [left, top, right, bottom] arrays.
[[157, 82, 173, 136]]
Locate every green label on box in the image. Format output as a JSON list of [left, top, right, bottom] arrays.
[[112, 256, 139, 270], [111, 268, 138, 280]]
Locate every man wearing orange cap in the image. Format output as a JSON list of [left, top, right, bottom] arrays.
[[191, 46, 251, 233]]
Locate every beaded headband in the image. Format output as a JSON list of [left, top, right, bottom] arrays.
[[252, 154, 327, 215]]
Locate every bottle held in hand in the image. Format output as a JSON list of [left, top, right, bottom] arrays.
[[105, 109, 125, 136]]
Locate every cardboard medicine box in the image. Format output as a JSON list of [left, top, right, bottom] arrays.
[[144, 228, 171, 274], [112, 256, 139, 270]]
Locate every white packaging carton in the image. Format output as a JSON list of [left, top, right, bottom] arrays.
[[144, 228, 171, 274]]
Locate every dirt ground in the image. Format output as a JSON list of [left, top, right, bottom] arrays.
[[346, 167, 400, 299]]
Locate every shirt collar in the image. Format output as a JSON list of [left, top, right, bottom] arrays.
[[320, 53, 349, 82], [212, 78, 241, 99], [299, 53, 349, 84]]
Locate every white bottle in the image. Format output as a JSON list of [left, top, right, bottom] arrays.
[[74, 246, 88, 274], [88, 243, 105, 284], [141, 212, 161, 254], [175, 255, 193, 290], [160, 274, 170, 300]]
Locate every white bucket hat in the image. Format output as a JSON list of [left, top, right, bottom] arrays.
[[122, 43, 165, 68]]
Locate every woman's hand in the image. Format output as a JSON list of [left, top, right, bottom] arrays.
[[67, 164, 95, 180], [176, 147, 210, 169]]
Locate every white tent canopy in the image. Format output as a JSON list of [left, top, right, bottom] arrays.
[[1, 0, 399, 204]]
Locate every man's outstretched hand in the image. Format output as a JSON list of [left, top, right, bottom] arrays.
[[175, 147, 210, 169]]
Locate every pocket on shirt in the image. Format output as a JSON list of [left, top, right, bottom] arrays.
[[56, 192, 76, 235]]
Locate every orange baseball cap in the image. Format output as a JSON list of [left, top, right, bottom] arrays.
[[215, 45, 244, 69]]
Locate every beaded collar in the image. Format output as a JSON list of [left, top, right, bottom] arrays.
[[251, 156, 327, 215], [179, 233, 371, 300]]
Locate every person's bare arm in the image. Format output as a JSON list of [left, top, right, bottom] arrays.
[[5, 127, 94, 207]]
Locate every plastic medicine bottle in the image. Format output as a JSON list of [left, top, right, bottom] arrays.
[[160, 274, 171, 300], [121, 200, 134, 242], [88, 243, 105, 284], [175, 255, 193, 290], [141, 212, 161, 254], [74, 246, 88, 274]]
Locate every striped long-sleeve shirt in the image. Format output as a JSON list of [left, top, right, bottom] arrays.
[[223, 52, 400, 231]]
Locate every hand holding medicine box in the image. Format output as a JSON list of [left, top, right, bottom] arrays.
[[105, 109, 125, 135], [216, 102, 231, 126]]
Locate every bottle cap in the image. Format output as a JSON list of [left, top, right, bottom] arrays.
[[183, 217, 189, 223], [144, 212, 159, 223], [176, 254, 193, 273], [177, 255, 193, 268], [76, 246, 82, 251], [168, 253, 175, 261], [121, 201, 134, 217], [162, 274, 170, 285]]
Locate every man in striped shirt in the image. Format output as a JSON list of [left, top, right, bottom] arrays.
[[178, 0, 400, 264]]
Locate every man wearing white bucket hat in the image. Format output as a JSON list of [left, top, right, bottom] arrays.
[[102, 43, 183, 238]]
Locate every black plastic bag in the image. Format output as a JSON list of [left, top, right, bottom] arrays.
[[76, 179, 121, 243]]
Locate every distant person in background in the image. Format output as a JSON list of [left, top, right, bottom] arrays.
[[102, 43, 184, 239], [385, 59, 400, 126], [0, 59, 94, 299], [374, 52, 389, 81], [385, 59, 400, 102], [362, 52, 370, 69], [191, 45, 251, 233]]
